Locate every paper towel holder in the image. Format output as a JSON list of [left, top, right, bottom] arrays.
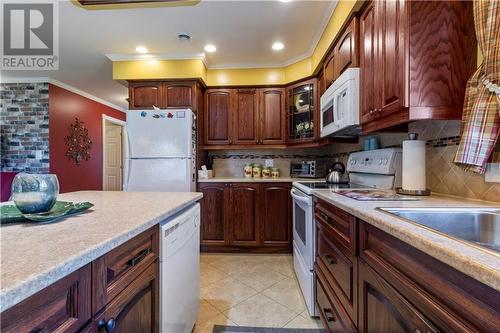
[[396, 132, 431, 196]]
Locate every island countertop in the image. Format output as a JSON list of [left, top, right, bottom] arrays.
[[312, 190, 500, 292], [0, 190, 202, 312]]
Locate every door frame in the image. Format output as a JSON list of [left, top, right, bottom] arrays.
[[102, 114, 127, 190]]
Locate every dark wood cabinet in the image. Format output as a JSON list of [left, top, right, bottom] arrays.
[[129, 82, 163, 109], [260, 88, 286, 145], [199, 182, 292, 252], [323, 54, 336, 91], [0, 226, 163, 333], [199, 183, 228, 245], [230, 183, 260, 245], [233, 89, 259, 145], [286, 78, 318, 144], [261, 183, 291, 246], [164, 82, 194, 108], [359, 0, 476, 133], [314, 199, 500, 333], [335, 17, 359, 78], [1, 265, 91, 333], [91, 262, 159, 333], [358, 259, 439, 333], [204, 89, 233, 145]]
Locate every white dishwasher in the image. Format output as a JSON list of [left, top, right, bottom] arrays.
[[160, 203, 200, 333]]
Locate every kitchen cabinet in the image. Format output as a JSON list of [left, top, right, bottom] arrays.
[[287, 78, 318, 144], [314, 198, 500, 333], [199, 182, 292, 252], [230, 183, 260, 245], [128, 81, 197, 110], [359, 0, 476, 133], [261, 183, 292, 246], [204, 88, 286, 147], [323, 54, 336, 91], [204, 89, 233, 145], [233, 89, 259, 144], [129, 82, 163, 109], [0, 226, 160, 333]]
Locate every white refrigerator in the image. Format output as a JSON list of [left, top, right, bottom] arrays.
[[124, 109, 195, 192]]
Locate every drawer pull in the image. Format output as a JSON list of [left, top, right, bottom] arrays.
[[325, 255, 337, 265], [323, 308, 336, 322], [30, 328, 48, 333], [127, 248, 151, 267]]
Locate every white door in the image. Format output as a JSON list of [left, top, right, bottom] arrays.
[[124, 158, 193, 192], [104, 123, 123, 191], [127, 110, 192, 158]]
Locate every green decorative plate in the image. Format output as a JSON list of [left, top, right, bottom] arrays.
[[0, 201, 94, 224]]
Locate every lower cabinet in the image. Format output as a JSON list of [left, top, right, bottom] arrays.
[[314, 198, 500, 333], [199, 182, 292, 252], [0, 226, 160, 333]]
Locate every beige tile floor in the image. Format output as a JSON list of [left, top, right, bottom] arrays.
[[196, 253, 323, 333]]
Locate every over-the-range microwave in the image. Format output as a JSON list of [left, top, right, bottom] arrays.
[[320, 68, 360, 137]]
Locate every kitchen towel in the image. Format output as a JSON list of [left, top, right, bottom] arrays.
[[454, 0, 500, 173]]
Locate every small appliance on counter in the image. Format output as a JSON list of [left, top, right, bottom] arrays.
[[291, 148, 402, 317], [396, 133, 431, 196], [290, 160, 326, 178], [325, 162, 349, 184]]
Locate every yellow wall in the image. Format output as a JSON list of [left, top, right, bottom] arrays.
[[113, 0, 359, 86]]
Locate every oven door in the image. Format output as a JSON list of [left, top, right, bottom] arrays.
[[290, 187, 314, 271]]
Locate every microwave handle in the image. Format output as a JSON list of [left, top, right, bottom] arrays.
[[290, 189, 312, 206]]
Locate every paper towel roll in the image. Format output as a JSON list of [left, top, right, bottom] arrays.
[[402, 140, 426, 191]]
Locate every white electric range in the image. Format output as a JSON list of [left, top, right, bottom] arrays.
[[291, 148, 402, 317]]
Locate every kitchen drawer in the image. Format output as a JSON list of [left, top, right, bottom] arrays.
[[315, 198, 357, 254], [317, 222, 357, 322], [316, 265, 357, 333], [1, 264, 91, 333], [92, 225, 159, 313]]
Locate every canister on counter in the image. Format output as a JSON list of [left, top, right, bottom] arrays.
[[271, 167, 280, 178], [262, 167, 271, 178], [252, 164, 262, 178], [244, 163, 253, 178]]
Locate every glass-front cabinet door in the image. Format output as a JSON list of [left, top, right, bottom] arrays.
[[287, 78, 317, 142]]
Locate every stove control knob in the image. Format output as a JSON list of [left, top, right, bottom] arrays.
[[378, 158, 383, 165], [383, 158, 389, 165], [350, 159, 356, 165]]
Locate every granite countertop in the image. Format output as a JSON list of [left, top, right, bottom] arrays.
[[198, 177, 315, 183], [0, 190, 203, 312], [312, 190, 500, 291]]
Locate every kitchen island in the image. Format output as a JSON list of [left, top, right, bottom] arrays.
[[0, 190, 202, 332]]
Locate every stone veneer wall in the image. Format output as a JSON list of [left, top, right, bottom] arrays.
[[209, 120, 500, 202], [0, 82, 50, 173]]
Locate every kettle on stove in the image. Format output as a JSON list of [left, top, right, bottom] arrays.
[[326, 162, 349, 184]]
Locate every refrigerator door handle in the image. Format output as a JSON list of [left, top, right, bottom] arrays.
[[123, 159, 131, 191]]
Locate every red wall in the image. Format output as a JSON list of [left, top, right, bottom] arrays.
[[49, 84, 126, 193]]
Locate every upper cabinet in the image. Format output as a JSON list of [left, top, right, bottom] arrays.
[[205, 89, 233, 145], [128, 81, 197, 110], [204, 87, 286, 147], [359, 0, 476, 133], [287, 78, 318, 143], [129, 82, 163, 109]]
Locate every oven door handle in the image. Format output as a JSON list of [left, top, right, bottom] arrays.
[[290, 189, 312, 206]]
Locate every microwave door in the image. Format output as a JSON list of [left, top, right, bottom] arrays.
[[335, 88, 349, 129]]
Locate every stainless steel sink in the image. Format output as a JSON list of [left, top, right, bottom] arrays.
[[378, 207, 500, 255]]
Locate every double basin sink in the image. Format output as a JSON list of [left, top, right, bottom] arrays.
[[378, 207, 500, 255]]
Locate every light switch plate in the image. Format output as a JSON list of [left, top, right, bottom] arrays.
[[485, 163, 500, 183], [265, 159, 274, 167]]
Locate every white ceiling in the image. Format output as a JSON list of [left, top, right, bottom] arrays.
[[3, 0, 337, 110]]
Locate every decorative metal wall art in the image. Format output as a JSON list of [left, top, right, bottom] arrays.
[[64, 118, 92, 165]]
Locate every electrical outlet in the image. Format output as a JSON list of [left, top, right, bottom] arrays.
[[485, 163, 500, 183], [265, 159, 274, 167]]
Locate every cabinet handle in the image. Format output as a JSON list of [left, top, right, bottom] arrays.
[[127, 248, 151, 267], [229, 139, 233, 144], [98, 318, 116, 333], [30, 328, 48, 333], [323, 308, 336, 322], [325, 254, 337, 265]]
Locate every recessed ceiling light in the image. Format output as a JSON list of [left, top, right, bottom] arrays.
[[135, 46, 148, 53], [280, 0, 291, 2], [272, 42, 284, 51], [204, 44, 217, 53]]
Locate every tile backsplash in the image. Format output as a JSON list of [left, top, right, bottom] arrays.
[[209, 120, 500, 202]]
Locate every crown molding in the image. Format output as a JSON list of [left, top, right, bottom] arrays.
[[1, 76, 126, 112]]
